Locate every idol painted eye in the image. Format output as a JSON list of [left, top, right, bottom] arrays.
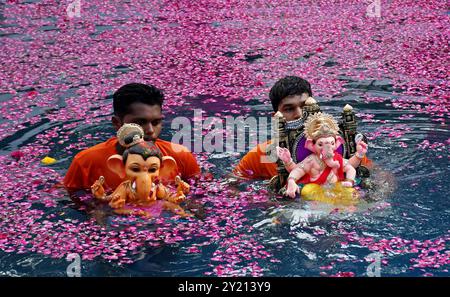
[[131, 167, 140, 172], [148, 168, 157, 173]]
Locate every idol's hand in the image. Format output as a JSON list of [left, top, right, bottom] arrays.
[[356, 140, 368, 156], [109, 194, 126, 209], [277, 146, 292, 164], [341, 181, 353, 187], [285, 178, 299, 198]]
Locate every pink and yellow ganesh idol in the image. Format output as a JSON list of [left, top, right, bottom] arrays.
[[91, 123, 191, 218], [277, 112, 368, 204]]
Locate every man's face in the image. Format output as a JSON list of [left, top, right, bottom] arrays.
[[277, 93, 309, 122], [113, 102, 163, 142]]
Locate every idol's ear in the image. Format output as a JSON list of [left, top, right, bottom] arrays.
[[335, 135, 344, 151], [305, 138, 315, 152], [107, 155, 126, 179], [159, 156, 179, 183]]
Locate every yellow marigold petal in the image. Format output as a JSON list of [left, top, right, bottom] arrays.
[[41, 156, 57, 165]]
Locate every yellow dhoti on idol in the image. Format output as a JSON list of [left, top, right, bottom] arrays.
[[300, 183, 359, 206]]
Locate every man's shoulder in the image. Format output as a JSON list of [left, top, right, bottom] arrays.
[[234, 140, 277, 179], [250, 140, 273, 154], [155, 139, 200, 178], [239, 140, 274, 163], [73, 137, 117, 162], [156, 139, 191, 154]]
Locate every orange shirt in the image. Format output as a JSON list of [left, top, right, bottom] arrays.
[[63, 137, 200, 191], [233, 141, 277, 179], [233, 140, 373, 180]]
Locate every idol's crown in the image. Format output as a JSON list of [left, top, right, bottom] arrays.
[[116, 123, 145, 148], [304, 112, 340, 140]]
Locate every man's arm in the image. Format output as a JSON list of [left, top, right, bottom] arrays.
[[63, 156, 86, 191], [177, 151, 201, 180], [233, 151, 258, 179], [232, 142, 277, 180]]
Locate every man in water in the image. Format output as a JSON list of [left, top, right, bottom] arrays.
[[233, 76, 371, 180], [64, 83, 200, 194]]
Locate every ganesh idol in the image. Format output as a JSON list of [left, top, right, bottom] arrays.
[[276, 112, 368, 204], [90, 123, 191, 218]]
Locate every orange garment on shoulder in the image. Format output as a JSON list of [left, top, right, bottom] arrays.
[[233, 140, 373, 180], [63, 137, 200, 191], [233, 140, 277, 179]]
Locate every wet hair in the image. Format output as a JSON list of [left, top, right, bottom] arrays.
[[269, 76, 312, 111], [113, 83, 164, 118], [115, 132, 163, 164]]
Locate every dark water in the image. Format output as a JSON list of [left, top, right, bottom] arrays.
[[0, 1, 448, 277], [1, 82, 448, 276]]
